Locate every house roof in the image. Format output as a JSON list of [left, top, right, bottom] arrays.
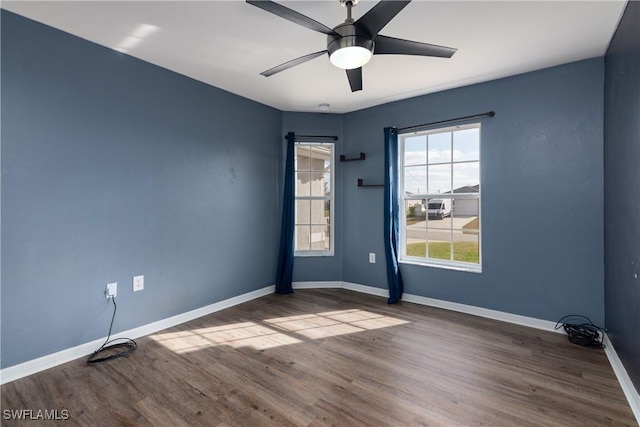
[[450, 185, 480, 194]]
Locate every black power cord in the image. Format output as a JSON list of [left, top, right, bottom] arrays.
[[87, 296, 137, 364], [555, 315, 606, 349]]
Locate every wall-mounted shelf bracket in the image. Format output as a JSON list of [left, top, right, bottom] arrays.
[[340, 152, 366, 162], [357, 179, 384, 188]]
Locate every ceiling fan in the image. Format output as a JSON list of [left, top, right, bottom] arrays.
[[246, 0, 457, 92]]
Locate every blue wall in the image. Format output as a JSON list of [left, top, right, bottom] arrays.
[[281, 112, 344, 282], [604, 0, 640, 394], [1, 7, 616, 373], [1, 11, 282, 368], [342, 59, 605, 324]]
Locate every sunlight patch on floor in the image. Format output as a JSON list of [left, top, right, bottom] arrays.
[[149, 309, 409, 353], [150, 321, 301, 354], [265, 309, 409, 339]]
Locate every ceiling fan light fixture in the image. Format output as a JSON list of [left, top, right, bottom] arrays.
[[248, 0, 456, 92], [327, 29, 375, 70], [330, 45, 372, 69]]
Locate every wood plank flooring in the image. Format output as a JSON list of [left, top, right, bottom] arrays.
[[1, 289, 636, 426]]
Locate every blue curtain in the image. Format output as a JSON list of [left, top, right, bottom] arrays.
[[275, 132, 295, 294], [384, 127, 404, 303]]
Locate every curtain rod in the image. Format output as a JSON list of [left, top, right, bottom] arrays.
[[285, 134, 339, 141], [394, 111, 495, 134]]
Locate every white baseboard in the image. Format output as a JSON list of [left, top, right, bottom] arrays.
[[400, 293, 560, 333], [341, 281, 389, 298], [0, 285, 275, 385], [293, 281, 341, 289], [603, 335, 640, 425], [0, 336, 115, 387], [337, 282, 559, 333]]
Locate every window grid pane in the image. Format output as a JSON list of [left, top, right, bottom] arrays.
[[405, 199, 427, 258], [453, 128, 480, 162], [295, 146, 311, 171], [295, 200, 310, 225], [296, 172, 311, 197]]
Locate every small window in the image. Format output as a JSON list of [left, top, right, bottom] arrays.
[[399, 124, 481, 272], [294, 142, 334, 256]]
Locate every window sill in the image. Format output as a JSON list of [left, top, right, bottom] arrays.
[[295, 251, 334, 257], [400, 258, 482, 273]]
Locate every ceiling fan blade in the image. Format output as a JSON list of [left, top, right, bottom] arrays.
[[346, 68, 363, 92], [260, 50, 327, 77], [247, 0, 336, 36], [355, 0, 411, 38], [374, 35, 457, 58]]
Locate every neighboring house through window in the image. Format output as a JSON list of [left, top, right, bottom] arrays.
[[295, 142, 334, 256], [399, 123, 481, 271]]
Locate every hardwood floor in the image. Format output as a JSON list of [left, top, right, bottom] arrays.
[[1, 289, 636, 426]]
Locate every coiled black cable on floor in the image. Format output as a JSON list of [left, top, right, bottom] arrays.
[[87, 296, 137, 364], [555, 315, 606, 349]]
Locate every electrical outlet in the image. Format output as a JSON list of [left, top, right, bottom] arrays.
[[133, 275, 144, 292], [106, 282, 117, 299], [369, 253, 376, 263]]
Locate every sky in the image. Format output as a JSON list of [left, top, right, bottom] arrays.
[[402, 126, 480, 196]]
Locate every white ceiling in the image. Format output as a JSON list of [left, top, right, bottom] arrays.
[[3, 1, 627, 113]]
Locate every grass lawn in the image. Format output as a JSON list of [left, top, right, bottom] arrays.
[[406, 241, 479, 263]]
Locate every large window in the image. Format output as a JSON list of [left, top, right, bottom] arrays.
[[295, 143, 333, 256], [399, 123, 481, 271]]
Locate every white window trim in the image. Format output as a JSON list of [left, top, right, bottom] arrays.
[[294, 142, 335, 257], [398, 123, 482, 272]]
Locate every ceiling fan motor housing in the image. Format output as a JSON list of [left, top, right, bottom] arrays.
[[327, 22, 375, 63]]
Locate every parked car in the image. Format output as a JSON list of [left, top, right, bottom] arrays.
[[427, 199, 452, 220]]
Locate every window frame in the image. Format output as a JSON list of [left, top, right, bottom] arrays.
[[398, 123, 482, 273], [294, 141, 335, 257]]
